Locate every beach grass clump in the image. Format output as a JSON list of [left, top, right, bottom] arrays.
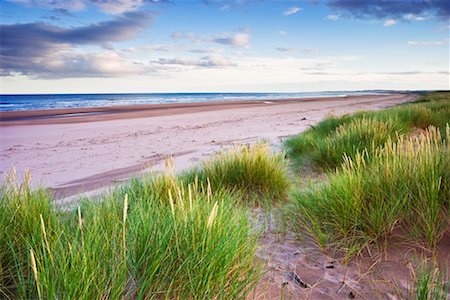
[[288, 126, 450, 257], [28, 198, 130, 299], [311, 117, 402, 168], [116, 143, 289, 207], [411, 264, 448, 300], [285, 92, 450, 170], [186, 143, 290, 205], [1, 170, 262, 299], [0, 170, 57, 299], [129, 180, 261, 299], [116, 159, 185, 206]]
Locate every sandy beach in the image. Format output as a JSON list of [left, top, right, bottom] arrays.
[[3, 92, 450, 300], [0, 94, 417, 200]]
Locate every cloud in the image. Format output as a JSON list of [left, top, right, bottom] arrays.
[[171, 31, 198, 42], [283, 6, 301, 16], [90, 0, 151, 14], [0, 11, 153, 77], [213, 32, 250, 47], [403, 13, 428, 21], [154, 54, 235, 68], [328, 0, 450, 21], [189, 47, 224, 54], [10, 0, 85, 11], [383, 19, 397, 26], [407, 40, 446, 45], [299, 62, 335, 71], [304, 71, 340, 75], [277, 30, 287, 35], [171, 29, 251, 48], [377, 71, 449, 75], [302, 70, 450, 77], [326, 14, 339, 20], [276, 47, 296, 52], [122, 44, 189, 54], [302, 48, 321, 55], [10, 0, 163, 14]]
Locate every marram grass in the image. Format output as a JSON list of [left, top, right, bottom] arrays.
[[128, 180, 261, 299], [285, 91, 450, 170], [0, 149, 266, 298], [117, 142, 290, 207], [187, 142, 290, 206], [410, 263, 449, 300], [288, 126, 450, 257], [0, 169, 58, 299]]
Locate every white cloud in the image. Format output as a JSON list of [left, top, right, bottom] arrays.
[[326, 14, 339, 21], [171, 31, 198, 42], [171, 29, 251, 48], [403, 14, 428, 21], [214, 32, 250, 47], [277, 30, 287, 36], [122, 44, 188, 54], [10, 0, 155, 14], [154, 54, 235, 68], [276, 47, 296, 52], [35, 50, 151, 78], [92, 0, 146, 14], [407, 40, 446, 45], [283, 6, 301, 16], [4, 53, 448, 93], [383, 19, 397, 27], [302, 48, 321, 55]]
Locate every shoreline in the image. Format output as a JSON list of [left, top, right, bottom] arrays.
[[0, 93, 418, 200], [0, 94, 402, 126]]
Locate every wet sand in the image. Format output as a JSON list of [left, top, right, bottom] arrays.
[[0, 93, 417, 200]]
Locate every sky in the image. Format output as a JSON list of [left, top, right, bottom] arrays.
[[0, 0, 449, 94]]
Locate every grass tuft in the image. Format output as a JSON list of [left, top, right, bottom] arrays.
[[0, 170, 57, 299], [1, 146, 265, 299], [128, 180, 261, 299], [285, 91, 450, 170], [411, 263, 448, 300], [188, 142, 290, 206], [288, 126, 450, 257]]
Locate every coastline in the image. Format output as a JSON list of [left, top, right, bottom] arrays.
[[0, 93, 418, 201], [1, 94, 399, 126]]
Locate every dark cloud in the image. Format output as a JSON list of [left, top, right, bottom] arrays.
[[328, 0, 450, 20], [0, 11, 153, 77]]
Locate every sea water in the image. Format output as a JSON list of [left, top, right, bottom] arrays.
[[0, 91, 397, 111]]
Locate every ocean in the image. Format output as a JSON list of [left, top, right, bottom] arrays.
[[0, 91, 397, 111]]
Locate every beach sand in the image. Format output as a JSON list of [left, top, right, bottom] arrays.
[[1, 94, 417, 202], [253, 210, 450, 299]]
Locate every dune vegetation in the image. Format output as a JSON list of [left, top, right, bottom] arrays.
[[412, 263, 448, 300], [0, 143, 286, 299], [285, 92, 450, 255], [289, 126, 449, 256], [285, 92, 450, 170], [1, 92, 449, 299]]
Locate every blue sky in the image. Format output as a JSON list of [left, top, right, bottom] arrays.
[[1, 0, 449, 93]]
